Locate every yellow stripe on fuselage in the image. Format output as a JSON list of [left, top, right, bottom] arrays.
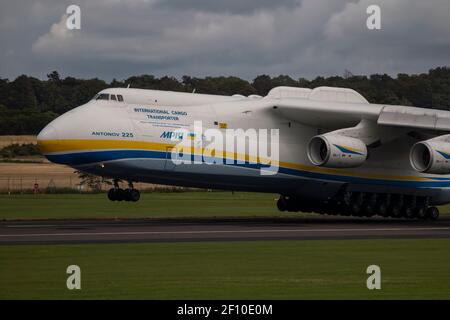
[[37, 139, 432, 182], [38, 139, 173, 154]]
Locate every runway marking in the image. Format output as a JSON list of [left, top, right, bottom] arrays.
[[6, 225, 58, 228], [1, 227, 450, 238]]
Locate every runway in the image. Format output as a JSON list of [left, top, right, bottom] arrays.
[[2, 215, 450, 245]]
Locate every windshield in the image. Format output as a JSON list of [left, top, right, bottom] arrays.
[[91, 93, 124, 102], [95, 93, 110, 100]]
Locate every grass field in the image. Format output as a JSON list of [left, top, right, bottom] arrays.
[[0, 192, 291, 220], [1, 192, 449, 300], [1, 192, 449, 220], [1, 239, 449, 299]]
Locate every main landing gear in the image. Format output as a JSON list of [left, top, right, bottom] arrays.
[[277, 192, 440, 221], [107, 180, 140, 202]]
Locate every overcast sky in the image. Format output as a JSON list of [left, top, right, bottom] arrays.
[[1, 0, 450, 81]]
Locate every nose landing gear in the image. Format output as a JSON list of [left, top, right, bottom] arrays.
[[107, 180, 140, 202]]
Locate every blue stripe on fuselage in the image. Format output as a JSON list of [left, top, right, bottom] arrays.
[[45, 149, 450, 188]]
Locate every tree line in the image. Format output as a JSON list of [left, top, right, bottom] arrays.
[[1, 68, 450, 135]]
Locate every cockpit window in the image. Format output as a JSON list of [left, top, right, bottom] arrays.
[[91, 93, 124, 102], [96, 93, 110, 100]]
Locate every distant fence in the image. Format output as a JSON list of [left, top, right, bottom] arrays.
[[0, 177, 191, 194], [0, 135, 36, 148]]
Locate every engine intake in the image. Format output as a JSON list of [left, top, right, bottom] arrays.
[[307, 134, 367, 168], [410, 140, 450, 174]]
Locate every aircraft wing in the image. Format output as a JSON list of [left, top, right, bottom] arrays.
[[270, 86, 450, 133], [377, 105, 450, 131]]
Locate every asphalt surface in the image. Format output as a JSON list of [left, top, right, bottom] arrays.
[[1, 215, 450, 245]]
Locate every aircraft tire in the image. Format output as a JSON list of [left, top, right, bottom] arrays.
[[393, 195, 405, 218], [277, 197, 287, 212], [350, 193, 364, 215], [350, 203, 361, 216], [416, 206, 427, 219], [426, 207, 439, 221], [128, 189, 140, 202], [403, 206, 415, 219], [285, 198, 298, 212], [364, 194, 377, 217], [107, 188, 117, 201], [378, 202, 389, 217], [389, 205, 402, 218], [116, 188, 126, 201]]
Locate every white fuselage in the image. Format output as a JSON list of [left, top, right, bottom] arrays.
[[37, 87, 450, 205]]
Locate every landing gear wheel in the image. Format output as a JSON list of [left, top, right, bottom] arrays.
[[416, 206, 427, 219], [403, 206, 415, 219], [285, 197, 298, 212], [350, 193, 364, 216], [377, 194, 391, 217], [277, 197, 287, 212], [128, 189, 140, 202], [108, 186, 141, 202], [350, 203, 361, 216], [403, 196, 417, 219], [107, 188, 117, 201], [378, 202, 388, 217], [426, 207, 439, 221], [364, 194, 378, 217], [389, 195, 404, 218], [116, 188, 126, 201], [389, 206, 401, 218]]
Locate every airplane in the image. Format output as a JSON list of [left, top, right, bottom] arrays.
[[37, 85, 450, 220]]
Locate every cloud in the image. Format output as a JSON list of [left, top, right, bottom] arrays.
[[321, 0, 450, 74], [25, 0, 346, 77], [1, 0, 450, 81], [153, 0, 302, 14], [32, 14, 75, 55]]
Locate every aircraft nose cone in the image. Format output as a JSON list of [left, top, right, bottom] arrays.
[[37, 124, 58, 141], [37, 124, 59, 154]]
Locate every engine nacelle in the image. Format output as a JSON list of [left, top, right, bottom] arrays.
[[307, 134, 367, 168], [410, 140, 450, 174]]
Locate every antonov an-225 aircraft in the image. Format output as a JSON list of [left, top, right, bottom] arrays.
[[37, 85, 450, 220]]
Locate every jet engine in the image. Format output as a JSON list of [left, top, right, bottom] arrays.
[[410, 139, 450, 174], [307, 134, 367, 168]]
